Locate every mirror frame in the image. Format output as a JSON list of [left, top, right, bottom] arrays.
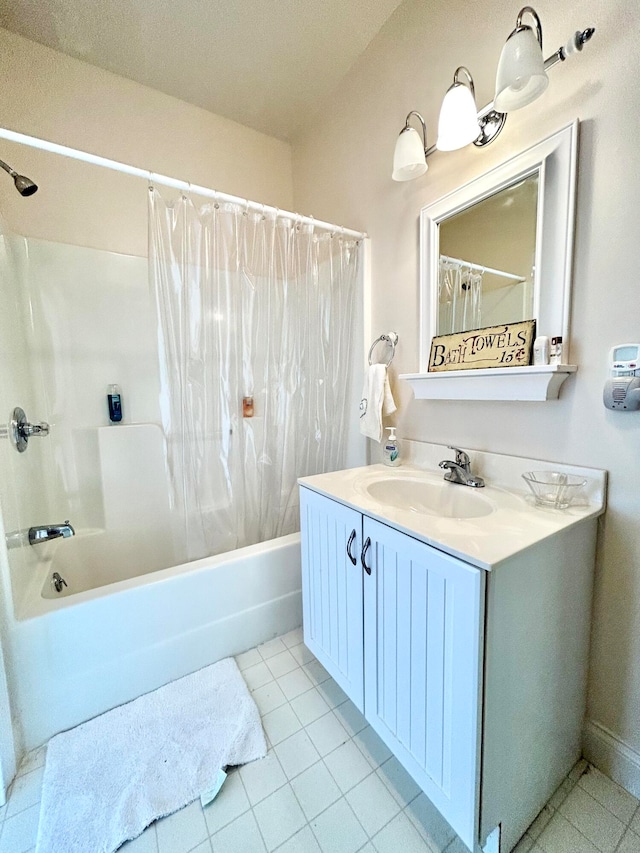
[[419, 121, 578, 371]]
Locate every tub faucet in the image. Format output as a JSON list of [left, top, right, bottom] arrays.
[[28, 521, 75, 546], [439, 446, 485, 488]]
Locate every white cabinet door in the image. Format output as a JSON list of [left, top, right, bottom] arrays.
[[362, 517, 484, 850], [300, 487, 364, 711]]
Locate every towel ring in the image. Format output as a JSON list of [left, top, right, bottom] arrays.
[[368, 332, 398, 367]]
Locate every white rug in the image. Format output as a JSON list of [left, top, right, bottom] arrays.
[[36, 657, 266, 853]]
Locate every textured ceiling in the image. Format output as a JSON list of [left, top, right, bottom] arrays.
[[0, 0, 404, 140]]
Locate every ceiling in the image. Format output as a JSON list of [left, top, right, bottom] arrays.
[[0, 0, 404, 140]]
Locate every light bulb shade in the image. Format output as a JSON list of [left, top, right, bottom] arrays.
[[494, 26, 549, 111], [392, 127, 427, 182], [436, 83, 480, 151]]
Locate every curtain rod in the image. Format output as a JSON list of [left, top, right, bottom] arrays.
[[440, 254, 526, 283], [0, 126, 368, 241]]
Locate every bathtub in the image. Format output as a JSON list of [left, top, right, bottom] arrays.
[[10, 532, 302, 751]]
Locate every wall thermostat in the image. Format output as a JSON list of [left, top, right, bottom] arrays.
[[604, 344, 640, 411]]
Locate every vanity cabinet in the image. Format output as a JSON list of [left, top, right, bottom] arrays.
[[301, 487, 483, 847], [299, 480, 599, 853]]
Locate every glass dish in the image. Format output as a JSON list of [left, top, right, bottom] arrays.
[[522, 471, 587, 509]]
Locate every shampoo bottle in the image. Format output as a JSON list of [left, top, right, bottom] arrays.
[[383, 427, 400, 467], [107, 384, 123, 423]]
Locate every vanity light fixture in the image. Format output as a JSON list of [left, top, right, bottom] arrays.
[[391, 7, 595, 181], [436, 67, 480, 152], [392, 111, 428, 181], [494, 6, 548, 111]]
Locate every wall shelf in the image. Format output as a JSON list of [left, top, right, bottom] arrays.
[[399, 364, 578, 402]]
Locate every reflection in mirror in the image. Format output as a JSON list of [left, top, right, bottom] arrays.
[[438, 173, 539, 335]]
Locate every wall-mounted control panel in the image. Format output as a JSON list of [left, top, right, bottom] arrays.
[[604, 344, 640, 411]]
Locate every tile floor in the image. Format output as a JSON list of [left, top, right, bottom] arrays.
[[1, 627, 640, 853]]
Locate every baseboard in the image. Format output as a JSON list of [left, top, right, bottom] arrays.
[[583, 719, 640, 798]]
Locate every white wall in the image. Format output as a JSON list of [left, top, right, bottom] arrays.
[[292, 0, 640, 790]]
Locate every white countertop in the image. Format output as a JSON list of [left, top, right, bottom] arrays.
[[299, 461, 606, 571]]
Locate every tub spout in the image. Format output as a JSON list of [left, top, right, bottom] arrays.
[[28, 521, 75, 546]]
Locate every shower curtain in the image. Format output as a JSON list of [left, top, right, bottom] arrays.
[[438, 258, 483, 334], [149, 188, 360, 562]]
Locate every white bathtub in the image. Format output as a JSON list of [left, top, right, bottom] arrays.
[[10, 533, 302, 751]]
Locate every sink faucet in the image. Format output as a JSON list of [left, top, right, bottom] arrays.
[[28, 521, 75, 546], [439, 447, 485, 488]]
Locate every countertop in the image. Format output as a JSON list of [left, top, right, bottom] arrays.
[[299, 463, 606, 570]]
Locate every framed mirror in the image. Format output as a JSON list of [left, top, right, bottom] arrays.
[[419, 121, 578, 371]]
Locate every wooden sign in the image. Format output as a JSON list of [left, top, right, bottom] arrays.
[[428, 319, 536, 372]]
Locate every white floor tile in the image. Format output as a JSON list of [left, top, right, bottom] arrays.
[[371, 811, 430, 853], [0, 803, 40, 853], [345, 772, 401, 837], [290, 761, 342, 821], [281, 628, 304, 649], [578, 766, 639, 823], [252, 681, 289, 715], [305, 713, 350, 757], [275, 730, 321, 779], [244, 661, 276, 691], [191, 841, 213, 853], [203, 769, 250, 835], [156, 800, 208, 853], [240, 752, 288, 806], [278, 669, 315, 701], [310, 798, 367, 853], [17, 747, 46, 778], [262, 705, 303, 746], [324, 740, 374, 794], [511, 834, 535, 853], [376, 756, 421, 807], [527, 805, 554, 840], [315, 680, 348, 709], [119, 825, 159, 852], [631, 808, 640, 836], [290, 644, 316, 666], [6, 766, 44, 818], [617, 830, 640, 853], [559, 784, 624, 853], [266, 650, 300, 679], [210, 810, 267, 853], [537, 812, 600, 853], [352, 727, 392, 769], [302, 661, 331, 687], [291, 688, 332, 726], [405, 793, 456, 851], [332, 701, 368, 738], [236, 649, 262, 671], [253, 784, 307, 851], [259, 638, 288, 660], [275, 824, 322, 852]]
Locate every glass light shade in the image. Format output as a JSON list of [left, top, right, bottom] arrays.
[[494, 27, 549, 111], [436, 83, 480, 151], [392, 127, 427, 182]]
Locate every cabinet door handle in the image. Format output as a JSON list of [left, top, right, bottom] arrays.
[[361, 536, 372, 575], [346, 529, 357, 565]]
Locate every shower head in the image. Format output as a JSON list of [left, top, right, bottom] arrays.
[[0, 158, 38, 196]]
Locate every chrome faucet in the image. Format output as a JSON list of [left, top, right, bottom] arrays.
[[28, 521, 75, 546], [439, 446, 485, 488]]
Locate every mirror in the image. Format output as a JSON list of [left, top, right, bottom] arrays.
[[419, 122, 578, 370]]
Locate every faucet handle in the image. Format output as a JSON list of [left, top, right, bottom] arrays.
[[447, 446, 470, 468]]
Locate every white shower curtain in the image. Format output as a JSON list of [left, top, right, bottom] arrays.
[[438, 258, 483, 334], [149, 188, 360, 562]]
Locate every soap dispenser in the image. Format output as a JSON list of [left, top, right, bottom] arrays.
[[383, 427, 400, 467]]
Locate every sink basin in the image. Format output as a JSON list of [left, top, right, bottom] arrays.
[[365, 474, 494, 519]]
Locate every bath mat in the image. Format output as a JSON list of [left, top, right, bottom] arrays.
[[36, 657, 266, 853]]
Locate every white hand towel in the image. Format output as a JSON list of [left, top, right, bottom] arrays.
[[360, 364, 397, 442]]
